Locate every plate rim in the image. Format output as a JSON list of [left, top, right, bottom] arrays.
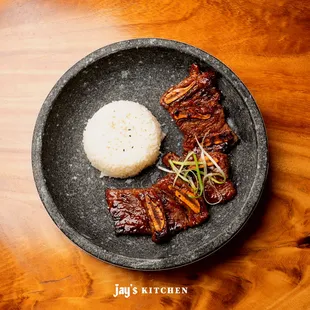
[[32, 38, 269, 270]]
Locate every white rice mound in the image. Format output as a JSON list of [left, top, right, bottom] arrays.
[[83, 100, 163, 178]]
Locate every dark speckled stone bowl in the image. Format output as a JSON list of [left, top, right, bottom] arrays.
[[32, 38, 268, 270]]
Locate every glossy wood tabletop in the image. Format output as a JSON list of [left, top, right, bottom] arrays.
[[1, 0, 310, 309]]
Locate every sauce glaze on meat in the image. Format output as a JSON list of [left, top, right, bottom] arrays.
[[106, 64, 238, 243]]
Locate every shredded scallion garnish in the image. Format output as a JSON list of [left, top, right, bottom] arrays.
[[168, 159, 191, 184], [157, 166, 174, 174], [193, 153, 204, 197], [157, 136, 228, 205], [195, 136, 226, 183], [171, 151, 194, 186]]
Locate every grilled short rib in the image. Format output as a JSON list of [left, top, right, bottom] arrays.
[[106, 188, 152, 235], [106, 64, 237, 243], [160, 64, 238, 153], [160, 64, 237, 204], [106, 174, 208, 243]]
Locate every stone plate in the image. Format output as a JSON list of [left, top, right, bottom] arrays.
[[32, 38, 268, 270]]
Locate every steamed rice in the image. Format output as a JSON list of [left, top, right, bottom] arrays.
[[83, 100, 162, 178]]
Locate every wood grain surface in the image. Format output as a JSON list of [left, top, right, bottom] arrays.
[[1, 0, 310, 309]]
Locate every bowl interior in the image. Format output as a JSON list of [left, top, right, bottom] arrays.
[[39, 44, 260, 268]]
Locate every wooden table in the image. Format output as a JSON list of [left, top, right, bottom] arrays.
[[1, 1, 309, 309]]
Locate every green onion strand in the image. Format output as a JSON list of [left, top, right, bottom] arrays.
[[156, 136, 228, 206]]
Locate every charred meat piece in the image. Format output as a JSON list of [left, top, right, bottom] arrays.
[[106, 188, 168, 243], [154, 174, 209, 228], [143, 189, 168, 243], [155, 189, 189, 234], [183, 123, 238, 153], [168, 88, 221, 124], [105, 188, 151, 235], [177, 102, 238, 153], [160, 64, 215, 108], [204, 180, 236, 204], [106, 175, 209, 243], [160, 64, 238, 153]]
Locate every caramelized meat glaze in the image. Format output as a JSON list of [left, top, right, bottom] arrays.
[[106, 64, 237, 243]]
